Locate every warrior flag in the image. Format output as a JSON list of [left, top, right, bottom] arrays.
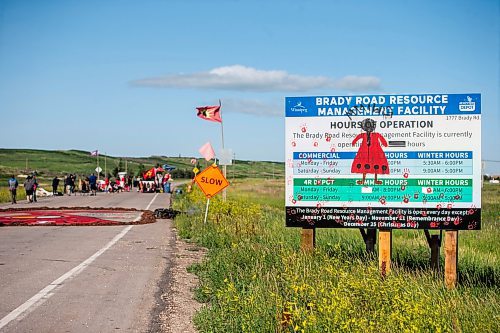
[[196, 105, 222, 123], [143, 167, 156, 180], [90, 150, 99, 156]]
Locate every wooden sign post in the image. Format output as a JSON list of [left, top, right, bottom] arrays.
[[378, 229, 392, 277], [424, 230, 442, 271], [444, 230, 458, 289], [360, 228, 377, 254], [300, 227, 315, 252]]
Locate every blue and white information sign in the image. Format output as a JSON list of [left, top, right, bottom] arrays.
[[285, 93, 481, 230]]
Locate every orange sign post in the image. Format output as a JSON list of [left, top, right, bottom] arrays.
[[194, 165, 230, 224]]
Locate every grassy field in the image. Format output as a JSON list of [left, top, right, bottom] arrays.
[[173, 181, 499, 332]]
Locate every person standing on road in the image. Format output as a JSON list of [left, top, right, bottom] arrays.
[[32, 174, 39, 202], [64, 175, 70, 195], [52, 176, 60, 195], [163, 172, 172, 193], [89, 173, 97, 196], [69, 174, 76, 195], [23, 175, 35, 203], [8, 175, 19, 204]]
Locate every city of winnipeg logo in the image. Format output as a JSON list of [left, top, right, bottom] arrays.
[[459, 96, 475, 112], [291, 101, 308, 113]]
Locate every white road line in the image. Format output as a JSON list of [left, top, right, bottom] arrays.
[[145, 193, 159, 210], [0, 193, 160, 330], [131, 193, 158, 222], [0, 226, 132, 330]]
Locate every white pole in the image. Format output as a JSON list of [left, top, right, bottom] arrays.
[[219, 99, 227, 201], [204, 198, 210, 224], [97, 153, 100, 181], [219, 99, 225, 150], [222, 165, 227, 201]]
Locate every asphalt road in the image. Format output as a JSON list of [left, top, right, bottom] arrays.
[[0, 190, 174, 332]]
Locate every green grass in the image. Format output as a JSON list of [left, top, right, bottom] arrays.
[[173, 182, 500, 332], [0, 187, 27, 203]]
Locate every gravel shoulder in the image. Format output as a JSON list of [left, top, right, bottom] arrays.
[[154, 224, 206, 333]]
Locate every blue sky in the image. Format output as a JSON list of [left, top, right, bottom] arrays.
[[0, 0, 499, 172]]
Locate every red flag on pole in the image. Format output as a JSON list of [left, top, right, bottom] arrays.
[[196, 105, 222, 123], [143, 167, 156, 179]]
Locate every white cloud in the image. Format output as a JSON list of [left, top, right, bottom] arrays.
[[132, 65, 381, 92], [221, 98, 282, 117], [334, 75, 381, 91]]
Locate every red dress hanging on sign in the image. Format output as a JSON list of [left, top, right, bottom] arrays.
[[351, 132, 389, 175]]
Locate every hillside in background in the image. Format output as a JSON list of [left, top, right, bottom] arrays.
[[0, 149, 284, 183]]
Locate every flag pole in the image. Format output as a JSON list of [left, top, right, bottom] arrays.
[[219, 100, 225, 149], [219, 99, 227, 201], [97, 152, 100, 181]]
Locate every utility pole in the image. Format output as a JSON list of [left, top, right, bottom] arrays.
[[233, 152, 236, 180], [481, 160, 484, 188]]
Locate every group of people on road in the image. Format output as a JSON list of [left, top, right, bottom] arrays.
[[7, 173, 99, 204], [7, 170, 170, 204], [8, 174, 38, 204], [62, 174, 76, 195], [51, 173, 98, 196], [139, 172, 172, 193]]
